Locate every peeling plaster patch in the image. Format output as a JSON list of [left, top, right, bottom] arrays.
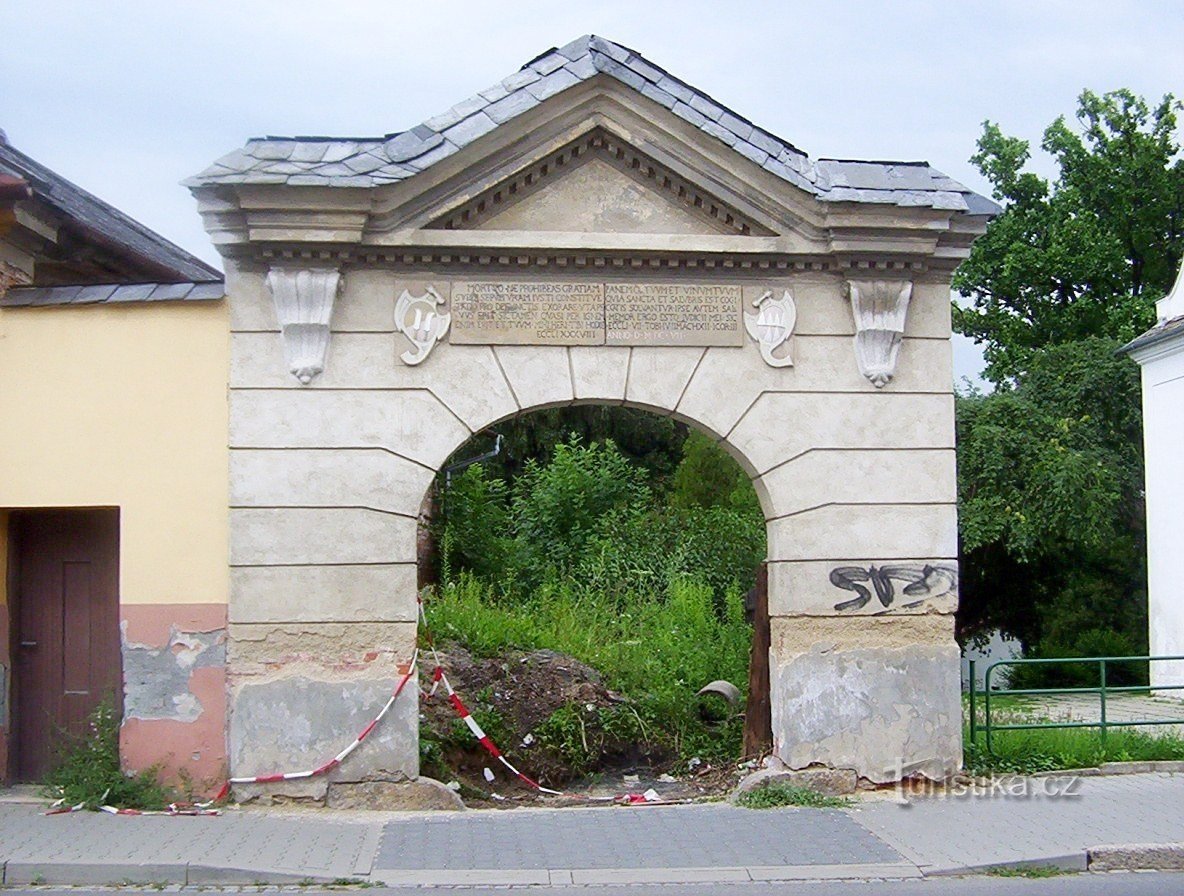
[[122, 624, 227, 722], [229, 675, 418, 790], [770, 642, 961, 784]]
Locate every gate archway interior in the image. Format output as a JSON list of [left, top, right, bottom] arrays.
[[190, 35, 991, 799], [418, 403, 768, 792]]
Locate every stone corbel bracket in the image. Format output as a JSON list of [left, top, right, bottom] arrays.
[[265, 266, 342, 385], [846, 279, 913, 388]]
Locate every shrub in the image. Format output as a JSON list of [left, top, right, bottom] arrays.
[[42, 702, 171, 810], [736, 784, 850, 809]]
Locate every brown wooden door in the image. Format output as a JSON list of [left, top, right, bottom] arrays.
[[11, 509, 120, 781]]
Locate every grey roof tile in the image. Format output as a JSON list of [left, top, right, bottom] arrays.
[[734, 141, 770, 167], [480, 83, 511, 103], [747, 128, 784, 158], [1, 281, 224, 307], [501, 68, 541, 91], [72, 284, 120, 303], [556, 36, 592, 60], [237, 173, 288, 185], [486, 89, 540, 124], [640, 82, 677, 110], [718, 111, 754, 142], [321, 142, 362, 163], [289, 142, 329, 163], [627, 56, 665, 84], [187, 34, 993, 214], [147, 282, 195, 301], [672, 101, 709, 128], [406, 140, 459, 171], [655, 75, 695, 104], [250, 141, 296, 161], [701, 120, 738, 146], [530, 52, 569, 76], [564, 54, 598, 80], [527, 68, 581, 102], [589, 35, 630, 63], [383, 131, 440, 163], [106, 283, 159, 302], [1, 288, 36, 306], [594, 56, 646, 91], [443, 111, 499, 147], [188, 282, 226, 299], [343, 153, 390, 174], [688, 94, 725, 122]]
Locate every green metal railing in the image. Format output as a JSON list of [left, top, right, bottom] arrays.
[[967, 655, 1184, 754]]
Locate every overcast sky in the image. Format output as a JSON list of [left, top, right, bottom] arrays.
[[4, 1, 1182, 383]]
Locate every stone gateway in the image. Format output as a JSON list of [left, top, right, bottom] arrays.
[[187, 35, 996, 797]]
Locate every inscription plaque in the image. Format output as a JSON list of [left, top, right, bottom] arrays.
[[605, 283, 744, 346], [450, 281, 604, 345], [448, 281, 744, 347]]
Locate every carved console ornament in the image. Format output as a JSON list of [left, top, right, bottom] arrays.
[[395, 286, 450, 365], [744, 289, 797, 367], [265, 267, 342, 385], [846, 279, 913, 387]]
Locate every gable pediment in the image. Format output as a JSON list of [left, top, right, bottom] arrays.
[[426, 128, 774, 237]]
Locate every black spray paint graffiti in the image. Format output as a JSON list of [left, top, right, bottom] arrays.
[[829, 564, 958, 612]]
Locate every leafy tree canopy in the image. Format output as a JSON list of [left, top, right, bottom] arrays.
[[954, 89, 1184, 383]]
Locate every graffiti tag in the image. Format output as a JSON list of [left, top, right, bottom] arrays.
[[829, 564, 958, 612]]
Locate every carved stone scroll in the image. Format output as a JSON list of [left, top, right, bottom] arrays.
[[265, 267, 342, 385], [847, 280, 913, 388]]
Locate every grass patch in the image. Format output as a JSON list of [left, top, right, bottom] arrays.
[[736, 783, 851, 809], [423, 574, 750, 762], [965, 726, 1184, 775], [41, 702, 172, 810], [986, 865, 1074, 878]]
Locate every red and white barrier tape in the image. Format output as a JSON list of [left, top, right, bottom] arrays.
[[213, 648, 420, 802], [53, 591, 672, 815]]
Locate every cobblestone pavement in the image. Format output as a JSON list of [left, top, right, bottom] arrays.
[[375, 803, 902, 871], [0, 772, 1180, 886], [1011, 693, 1184, 735], [0, 802, 380, 884], [853, 771, 1184, 873]]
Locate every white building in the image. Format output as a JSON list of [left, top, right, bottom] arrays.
[[1126, 262, 1184, 692]]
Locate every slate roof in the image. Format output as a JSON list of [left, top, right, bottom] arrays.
[[187, 36, 997, 215], [0, 281, 225, 308], [1, 134, 221, 284]]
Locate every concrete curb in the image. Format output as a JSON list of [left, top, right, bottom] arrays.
[[923, 853, 1088, 877], [1088, 843, 1184, 872], [370, 863, 924, 886], [1031, 761, 1184, 778]]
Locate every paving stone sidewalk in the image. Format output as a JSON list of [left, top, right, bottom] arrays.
[[0, 772, 1180, 886], [0, 802, 381, 885], [854, 770, 1184, 874]]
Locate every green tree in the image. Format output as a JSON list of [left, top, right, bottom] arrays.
[[952, 88, 1182, 669], [956, 339, 1145, 651], [954, 89, 1184, 383]]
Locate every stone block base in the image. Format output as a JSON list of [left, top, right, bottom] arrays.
[[769, 614, 961, 783]]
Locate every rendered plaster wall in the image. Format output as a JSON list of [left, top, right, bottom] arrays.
[[1137, 338, 1184, 692], [226, 261, 961, 787], [0, 302, 230, 785]]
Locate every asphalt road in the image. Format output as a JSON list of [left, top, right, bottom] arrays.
[[13, 876, 1184, 895]]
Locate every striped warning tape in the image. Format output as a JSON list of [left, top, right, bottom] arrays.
[[50, 593, 674, 814], [415, 598, 601, 800], [211, 648, 420, 802]]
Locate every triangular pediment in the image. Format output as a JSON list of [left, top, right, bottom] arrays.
[[425, 129, 775, 237]]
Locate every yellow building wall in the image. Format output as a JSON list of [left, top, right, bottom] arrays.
[[0, 302, 229, 605]]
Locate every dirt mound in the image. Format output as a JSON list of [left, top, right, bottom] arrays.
[[420, 645, 667, 794]]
